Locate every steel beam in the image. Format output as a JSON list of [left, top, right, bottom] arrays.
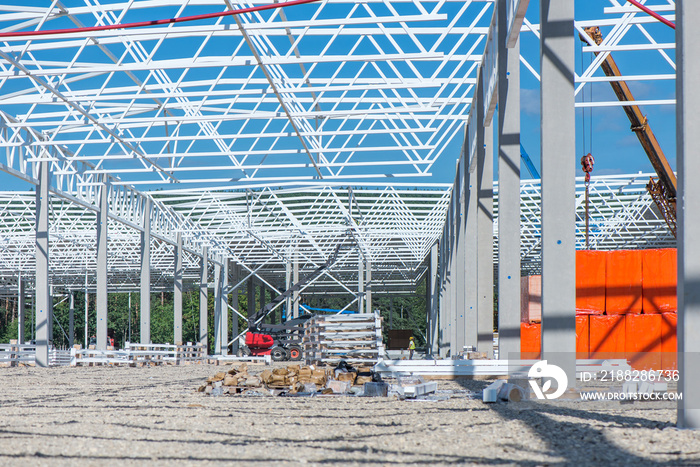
[[35, 159, 50, 367], [293, 253, 299, 318], [199, 246, 208, 350], [221, 259, 229, 355], [540, 0, 576, 383], [497, 0, 522, 360], [174, 232, 183, 344], [140, 197, 151, 344], [677, 0, 700, 429], [96, 176, 108, 350], [358, 256, 364, 313]]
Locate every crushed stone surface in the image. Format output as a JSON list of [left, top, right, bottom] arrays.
[[0, 363, 698, 466]]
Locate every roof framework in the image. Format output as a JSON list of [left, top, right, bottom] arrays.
[[0, 0, 679, 296]]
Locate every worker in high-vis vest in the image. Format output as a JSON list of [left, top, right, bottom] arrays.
[[408, 336, 416, 360]]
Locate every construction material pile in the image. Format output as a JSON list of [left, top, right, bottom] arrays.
[[303, 312, 385, 366], [198, 361, 379, 396]]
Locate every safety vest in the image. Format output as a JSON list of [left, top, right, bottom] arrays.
[[409, 340, 415, 350]]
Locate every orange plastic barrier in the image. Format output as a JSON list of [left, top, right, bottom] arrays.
[[576, 315, 590, 359], [576, 250, 606, 314], [625, 313, 662, 370], [605, 250, 643, 314], [642, 248, 677, 313], [661, 312, 677, 371], [590, 315, 626, 359], [520, 322, 541, 359]]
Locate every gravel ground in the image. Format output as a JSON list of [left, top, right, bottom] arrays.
[[0, 363, 699, 466]]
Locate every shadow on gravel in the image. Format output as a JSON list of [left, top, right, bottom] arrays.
[[488, 403, 683, 465]]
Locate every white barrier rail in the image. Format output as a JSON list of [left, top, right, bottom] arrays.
[[0, 344, 72, 367]]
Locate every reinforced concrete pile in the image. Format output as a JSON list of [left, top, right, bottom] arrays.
[[198, 362, 380, 396]]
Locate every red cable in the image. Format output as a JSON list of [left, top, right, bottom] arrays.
[[0, 0, 323, 39], [626, 0, 675, 29]]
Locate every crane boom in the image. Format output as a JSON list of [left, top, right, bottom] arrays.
[[582, 27, 677, 237]]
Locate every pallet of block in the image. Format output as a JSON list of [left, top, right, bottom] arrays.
[[303, 312, 384, 366]]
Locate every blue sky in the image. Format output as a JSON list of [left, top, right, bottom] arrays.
[[0, 1, 678, 191]]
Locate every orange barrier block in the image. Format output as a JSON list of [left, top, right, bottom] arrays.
[[590, 315, 626, 359], [605, 250, 643, 314], [625, 313, 662, 371], [520, 275, 541, 323], [576, 315, 590, 359], [661, 312, 677, 371], [576, 250, 606, 314], [520, 322, 541, 360], [642, 248, 677, 313]]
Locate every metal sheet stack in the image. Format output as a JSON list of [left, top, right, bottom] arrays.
[[303, 312, 384, 365]]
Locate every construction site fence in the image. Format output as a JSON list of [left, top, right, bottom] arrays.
[[0, 344, 72, 367]]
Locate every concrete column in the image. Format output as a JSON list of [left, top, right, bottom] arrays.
[[465, 150, 478, 349], [365, 259, 372, 314], [677, 0, 700, 429], [497, 0, 522, 360], [69, 292, 74, 348], [17, 275, 24, 344], [48, 286, 53, 344], [35, 160, 50, 366], [259, 284, 265, 321], [84, 273, 88, 347], [214, 259, 222, 354], [231, 262, 239, 354], [454, 162, 466, 354], [428, 241, 439, 356], [247, 275, 256, 320], [96, 176, 108, 350], [293, 253, 300, 318], [477, 118, 495, 358], [540, 0, 576, 383], [439, 228, 448, 357], [173, 232, 183, 344], [140, 198, 151, 344], [445, 197, 454, 355], [199, 246, 208, 350], [285, 259, 292, 320], [358, 255, 364, 313], [221, 259, 229, 355]]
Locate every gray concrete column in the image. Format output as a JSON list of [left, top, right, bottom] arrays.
[[465, 149, 478, 349], [221, 259, 229, 355], [365, 259, 372, 314], [677, 0, 700, 429], [293, 253, 299, 318], [84, 273, 88, 347], [247, 275, 256, 319], [477, 117, 495, 358], [358, 255, 364, 313], [445, 197, 454, 355], [69, 292, 74, 348], [96, 176, 108, 350], [454, 162, 466, 354], [497, 0, 522, 360], [214, 259, 222, 354], [199, 246, 208, 349], [17, 275, 24, 344], [540, 0, 576, 383], [140, 197, 151, 344], [231, 262, 239, 354], [285, 259, 292, 320], [48, 286, 53, 344], [439, 228, 448, 357], [174, 232, 183, 344], [35, 159, 50, 366], [428, 241, 439, 356]]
